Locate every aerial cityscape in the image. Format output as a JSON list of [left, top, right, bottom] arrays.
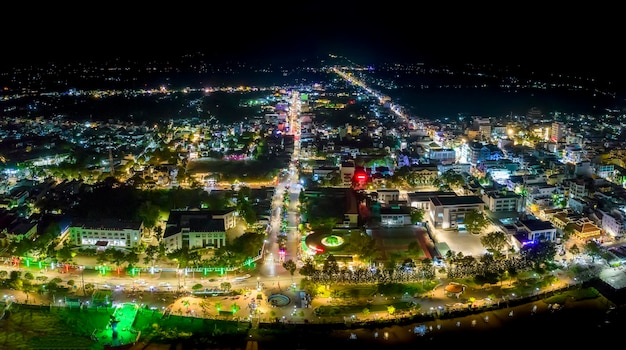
[[1, 44, 626, 350]]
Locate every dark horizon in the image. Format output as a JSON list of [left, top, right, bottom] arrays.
[[4, 3, 623, 85]]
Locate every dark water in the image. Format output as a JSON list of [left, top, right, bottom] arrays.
[[251, 303, 622, 349], [131, 296, 623, 349]]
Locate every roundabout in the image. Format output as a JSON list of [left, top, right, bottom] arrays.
[[304, 229, 354, 255]]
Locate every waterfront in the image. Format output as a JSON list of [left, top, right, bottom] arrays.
[[1, 280, 624, 349]]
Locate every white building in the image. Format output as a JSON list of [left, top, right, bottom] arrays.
[[380, 206, 412, 226], [163, 209, 237, 252], [69, 218, 143, 249], [599, 209, 625, 238], [428, 195, 485, 230], [482, 190, 522, 213]]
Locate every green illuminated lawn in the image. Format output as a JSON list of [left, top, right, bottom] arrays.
[[92, 303, 139, 347], [0, 303, 248, 349]]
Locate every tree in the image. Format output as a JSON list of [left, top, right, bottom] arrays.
[[36, 275, 48, 283], [569, 244, 580, 256], [410, 208, 425, 224], [322, 254, 340, 275], [480, 231, 508, 255], [23, 272, 34, 281], [144, 245, 160, 267], [220, 282, 232, 292], [84, 283, 95, 295], [56, 245, 76, 265], [343, 231, 378, 264], [562, 223, 576, 241], [299, 258, 317, 276], [583, 240, 603, 263], [110, 249, 128, 275], [282, 259, 297, 282], [167, 247, 192, 269], [520, 239, 557, 268], [96, 251, 109, 266], [463, 209, 489, 235], [136, 202, 161, 229], [125, 251, 140, 270]]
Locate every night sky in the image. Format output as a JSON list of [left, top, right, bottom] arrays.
[[3, 4, 622, 80]]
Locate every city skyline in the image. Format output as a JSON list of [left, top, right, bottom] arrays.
[[2, 6, 626, 348]]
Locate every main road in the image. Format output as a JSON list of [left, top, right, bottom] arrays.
[[256, 89, 303, 289]]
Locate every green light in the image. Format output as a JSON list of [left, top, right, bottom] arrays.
[[231, 304, 239, 313]]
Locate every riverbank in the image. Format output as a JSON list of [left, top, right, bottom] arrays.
[[243, 296, 620, 349], [2, 280, 623, 349], [128, 284, 624, 349]]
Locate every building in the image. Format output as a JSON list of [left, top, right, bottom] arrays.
[[428, 147, 456, 165], [551, 122, 566, 142], [380, 205, 412, 226], [513, 219, 557, 247], [599, 209, 625, 238], [68, 218, 143, 250], [163, 209, 237, 252], [376, 189, 400, 205], [409, 164, 439, 185], [570, 218, 602, 240], [428, 195, 485, 230], [482, 190, 523, 213], [340, 160, 356, 187], [407, 191, 456, 211], [0, 213, 38, 247]]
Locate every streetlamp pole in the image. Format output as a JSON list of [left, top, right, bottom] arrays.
[[81, 266, 85, 296]]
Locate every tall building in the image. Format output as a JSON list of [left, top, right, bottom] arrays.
[[551, 122, 565, 142]]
